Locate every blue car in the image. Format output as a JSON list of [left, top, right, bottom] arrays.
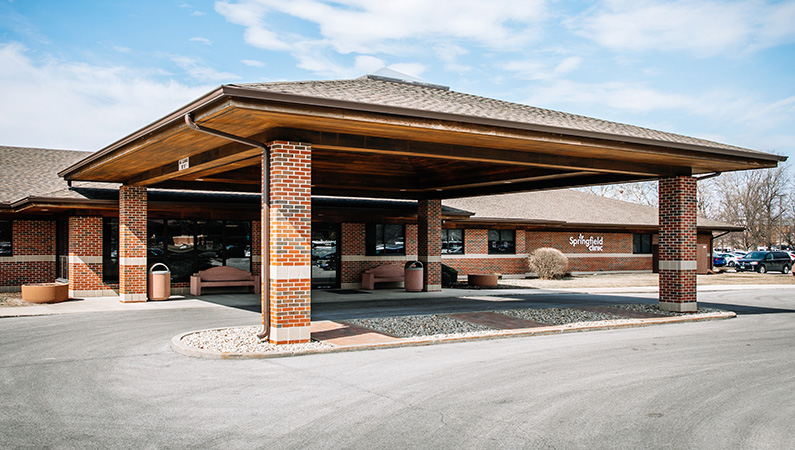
[[712, 254, 727, 267]]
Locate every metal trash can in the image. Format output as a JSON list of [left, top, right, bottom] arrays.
[[147, 263, 171, 301], [404, 261, 424, 292]]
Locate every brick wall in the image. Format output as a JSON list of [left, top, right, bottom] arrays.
[[119, 185, 147, 302], [68, 216, 107, 297], [444, 228, 652, 276], [340, 222, 419, 287], [417, 199, 442, 291], [658, 176, 698, 311], [0, 220, 56, 288], [267, 141, 312, 344]]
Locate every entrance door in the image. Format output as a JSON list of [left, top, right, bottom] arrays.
[[311, 223, 340, 289]]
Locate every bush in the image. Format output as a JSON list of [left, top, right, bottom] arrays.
[[528, 248, 569, 280]]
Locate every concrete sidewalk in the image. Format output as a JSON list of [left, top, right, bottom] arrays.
[[1, 283, 792, 318]]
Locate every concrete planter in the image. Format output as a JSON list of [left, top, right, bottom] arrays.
[[467, 273, 499, 287], [21, 283, 68, 303]]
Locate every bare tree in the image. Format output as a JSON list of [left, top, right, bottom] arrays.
[[712, 165, 790, 250]]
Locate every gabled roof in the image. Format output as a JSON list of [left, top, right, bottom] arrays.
[[443, 190, 741, 231]]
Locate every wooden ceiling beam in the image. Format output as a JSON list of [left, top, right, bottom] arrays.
[[274, 128, 686, 177], [125, 139, 263, 186], [434, 173, 658, 199]]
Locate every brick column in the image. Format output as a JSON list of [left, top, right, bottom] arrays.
[[418, 199, 442, 292], [658, 176, 697, 312], [119, 185, 147, 303], [266, 141, 312, 344], [68, 216, 103, 298]]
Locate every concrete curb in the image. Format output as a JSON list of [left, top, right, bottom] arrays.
[[170, 311, 737, 360]]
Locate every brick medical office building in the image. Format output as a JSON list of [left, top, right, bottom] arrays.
[[0, 75, 785, 343]]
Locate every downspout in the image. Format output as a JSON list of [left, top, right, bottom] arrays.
[[184, 113, 271, 340]]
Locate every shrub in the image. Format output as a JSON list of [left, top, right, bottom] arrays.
[[528, 248, 569, 280]]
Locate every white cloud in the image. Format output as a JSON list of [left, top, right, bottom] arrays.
[[171, 55, 240, 82], [0, 43, 211, 151], [572, 0, 795, 56], [502, 56, 582, 81], [241, 59, 266, 67], [521, 78, 795, 145], [386, 62, 426, 79], [189, 37, 212, 45], [215, 0, 547, 75]]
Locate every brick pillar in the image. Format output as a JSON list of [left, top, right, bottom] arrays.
[[658, 176, 697, 312], [418, 199, 442, 292], [119, 185, 147, 303], [68, 216, 103, 298], [266, 141, 312, 344], [251, 220, 262, 278]]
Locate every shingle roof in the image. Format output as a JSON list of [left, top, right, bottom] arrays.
[[234, 77, 761, 155], [0, 146, 94, 203], [443, 190, 737, 230]]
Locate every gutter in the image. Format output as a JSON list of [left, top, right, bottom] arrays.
[[183, 113, 272, 342]]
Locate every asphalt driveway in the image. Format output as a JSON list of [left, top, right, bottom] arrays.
[[1, 288, 794, 449]]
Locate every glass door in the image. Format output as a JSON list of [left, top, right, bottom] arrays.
[[311, 223, 340, 289]]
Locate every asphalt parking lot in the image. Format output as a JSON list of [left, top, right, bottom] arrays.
[[1, 286, 794, 448]]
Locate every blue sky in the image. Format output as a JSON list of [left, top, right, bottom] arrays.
[[1, 0, 794, 162]]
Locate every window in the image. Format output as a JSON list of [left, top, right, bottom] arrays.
[[488, 229, 515, 254], [442, 229, 464, 254], [103, 218, 119, 283], [103, 218, 252, 283], [633, 233, 653, 254], [0, 221, 11, 256], [366, 224, 405, 255]]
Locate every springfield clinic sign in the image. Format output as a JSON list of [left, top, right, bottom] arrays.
[[569, 234, 604, 252]]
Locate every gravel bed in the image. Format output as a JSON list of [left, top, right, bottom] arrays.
[[179, 305, 730, 354], [181, 326, 332, 354], [347, 314, 497, 338], [608, 303, 725, 317], [499, 307, 628, 326]]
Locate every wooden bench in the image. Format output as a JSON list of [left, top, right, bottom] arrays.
[[362, 264, 405, 290], [190, 266, 260, 296]]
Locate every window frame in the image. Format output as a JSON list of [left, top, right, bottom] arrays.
[[488, 229, 516, 254], [441, 228, 465, 254], [102, 218, 120, 283], [633, 233, 653, 254], [366, 223, 406, 256], [0, 220, 12, 256]]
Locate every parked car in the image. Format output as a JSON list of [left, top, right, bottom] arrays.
[[787, 251, 795, 263], [735, 251, 792, 274], [717, 253, 738, 267], [712, 254, 727, 267]]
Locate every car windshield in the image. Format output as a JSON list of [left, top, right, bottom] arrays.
[[745, 252, 766, 259]]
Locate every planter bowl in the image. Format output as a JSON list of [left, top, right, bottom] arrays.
[[467, 273, 499, 287], [21, 283, 69, 303]]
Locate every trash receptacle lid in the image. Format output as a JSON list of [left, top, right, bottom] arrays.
[[149, 263, 170, 274], [405, 261, 423, 269]]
